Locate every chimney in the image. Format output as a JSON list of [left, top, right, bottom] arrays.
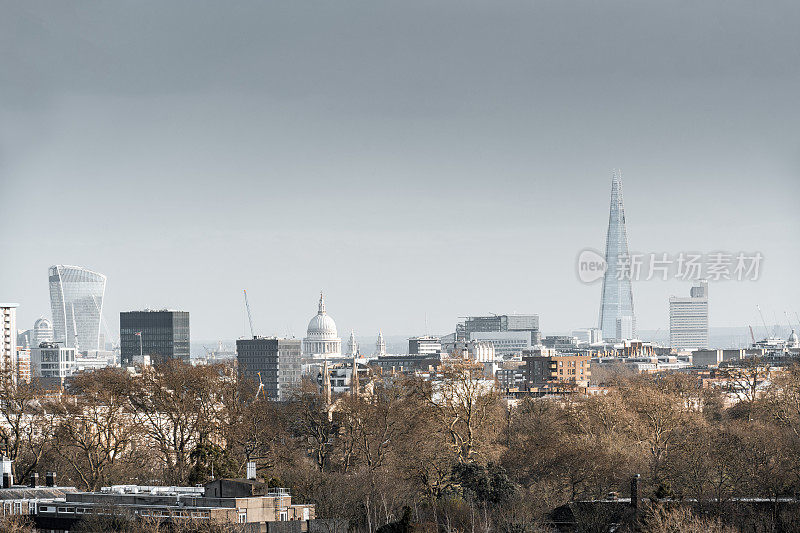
[[46, 472, 56, 487], [2, 473, 11, 489], [30, 473, 39, 488], [630, 474, 640, 509]]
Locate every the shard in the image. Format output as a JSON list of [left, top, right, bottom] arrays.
[[598, 171, 636, 340]]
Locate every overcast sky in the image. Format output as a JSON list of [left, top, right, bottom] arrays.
[[2, 1, 799, 341]]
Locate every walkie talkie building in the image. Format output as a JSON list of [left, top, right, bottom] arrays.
[[48, 265, 107, 352], [598, 172, 636, 341]]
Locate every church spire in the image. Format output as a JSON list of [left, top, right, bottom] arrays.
[[348, 329, 359, 356], [375, 330, 386, 356]]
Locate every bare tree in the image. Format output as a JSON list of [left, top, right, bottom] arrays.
[[428, 362, 501, 464], [56, 368, 142, 490], [0, 370, 57, 482]]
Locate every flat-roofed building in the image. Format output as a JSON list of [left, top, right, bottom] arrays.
[[409, 336, 441, 355], [468, 330, 537, 358], [31, 342, 77, 379], [670, 281, 709, 350], [120, 310, 190, 365], [34, 481, 321, 531], [237, 337, 301, 401], [524, 354, 591, 388], [456, 314, 541, 344]]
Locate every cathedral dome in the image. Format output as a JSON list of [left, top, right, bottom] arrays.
[[307, 313, 338, 339], [303, 293, 342, 358], [789, 330, 799, 348]]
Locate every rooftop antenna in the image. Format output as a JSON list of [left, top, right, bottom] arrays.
[[243, 290, 256, 339]]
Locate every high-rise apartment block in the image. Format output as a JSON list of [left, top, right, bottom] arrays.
[[669, 280, 709, 350], [120, 310, 190, 365], [236, 337, 302, 401], [48, 265, 106, 353], [1, 303, 19, 375], [598, 172, 636, 341]]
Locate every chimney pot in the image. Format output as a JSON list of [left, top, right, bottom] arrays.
[[46, 472, 56, 487], [631, 474, 640, 509], [30, 473, 39, 488], [2, 472, 11, 489]]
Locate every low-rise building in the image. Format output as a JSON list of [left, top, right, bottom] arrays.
[[408, 336, 442, 356], [495, 361, 526, 390], [317, 361, 372, 396], [524, 354, 591, 388], [371, 354, 442, 374], [31, 342, 77, 380], [35, 480, 323, 532]]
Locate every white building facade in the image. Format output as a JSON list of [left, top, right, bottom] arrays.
[[669, 280, 709, 350], [302, 293, 342, 359], [31, 342, 77, 379]]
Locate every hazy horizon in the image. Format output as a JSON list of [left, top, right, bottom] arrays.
[[2, 1, 799, 341]]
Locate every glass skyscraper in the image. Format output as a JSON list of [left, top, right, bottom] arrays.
[[598, 172, 636, 340], [48, 265, 107, 352]]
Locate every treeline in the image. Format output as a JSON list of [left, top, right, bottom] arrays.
[[1, 361, 800, 532]]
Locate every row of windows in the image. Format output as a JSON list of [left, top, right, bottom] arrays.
[[40, 505, 211, 519]]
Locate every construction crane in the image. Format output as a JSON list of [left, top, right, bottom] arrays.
[[749, 325, 756, 345], [254, 372, 265, 400], [785, 311, 798, 333], [756, 305, 770, 338], [243, 289, 256, 339]]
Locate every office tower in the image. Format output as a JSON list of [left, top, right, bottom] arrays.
[[1, 303, 19, 374], [48, 265, 107, 352], [32, 317, 53, 347], [120, 310, 190, 365], [669, 280, 709, 350], [598, 172, 636, 340], [237, 337, 302, 401], [375, 331, 386, 356], [408, 336, 441, 355]]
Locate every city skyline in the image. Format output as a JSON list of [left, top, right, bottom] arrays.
[[2, 2, 799, 340]]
